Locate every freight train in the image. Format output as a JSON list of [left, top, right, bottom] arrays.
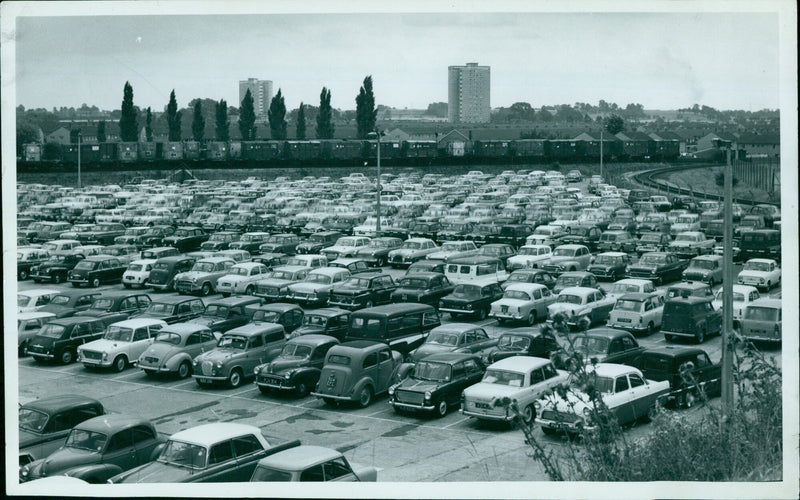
[[21, 136, 680, 169]]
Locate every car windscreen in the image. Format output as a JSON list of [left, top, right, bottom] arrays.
[[413, 361, 452, 382], [254, 310, 282, 323], [65, 429, 108, 452], [19, 408, 49, 433], [192, 262, 215, 273], [154, 331, 182, 345], [326, 354, 350, 366], [556, 294, 583, 305], [426, 332, 459, 346], [497, 334, 531, 350], [744, 306, 779, 322], [279, 344, 312, 359], [572, 336, 610, 355], [250, 465, 293, 482], [73, 261, 98, 270], [217, 335, 248, 349], [398, 278, 427, 289], [452, 284, 481, 297], [90, 298, 114, 310], [482, 369, 524, 387], [158, 440, 207, 469], [37, 324, 66, 339], [503, 290, 531, 301], [614, 299, 643, 312]]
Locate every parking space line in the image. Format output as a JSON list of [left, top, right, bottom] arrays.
[[298, 399, 321, 407], [366, 408, 391, 417], [231, 387, 258, 397], [172, 380, 197, 388], [113, 371, 147, 380], [442, 416, 470, 429]]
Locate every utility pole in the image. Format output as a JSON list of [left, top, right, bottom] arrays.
[[720, 141, 734, 419], [600, 127, 604, 179], [77, 133, 82, 189], [376, 130, 381, 235]]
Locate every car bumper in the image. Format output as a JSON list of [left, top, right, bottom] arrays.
[[490, 311, 524, 320], [390, 400, 436, 412], [28, 352, 55, 360], [68, 278, 90, 284], [149, 282, 171, 290], [256, 378, 296, 391], [80, 357, 113, 367], [192, 374, 228, 382], [460, 408, 514, 421], [440, 307, 477, 315], [140, 365, 173, 373], [29, 274, 54, 282], [535, 417, 592, 432], [328, 299, 365, 310], [606, 321, 649, 333], [311, 392, 354, 402], [175, 282, 202, 293]]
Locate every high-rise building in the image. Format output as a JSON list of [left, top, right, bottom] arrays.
[[238, 78, 273, 121], [448, 63, 490, 123]]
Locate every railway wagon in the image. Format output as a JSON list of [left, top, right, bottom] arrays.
[[402, 140, 438, 159], [619, 139, 650, 160], [241, 141, 282, 161], [184, 141, 201, 160], [510, 139, 547, 158], [206, 141, 229, 161], [62, 143, 103, 164], [363, 139, 401, 160], [285, 140, 321, 161], [137, 142, 157, 161], [228, 141, 242, 160], [163, 141, 184, 161], [330, 140, 363, 160], [472, 140, 511, 158], [545, 139, 587, 160], [24, 143, 42, 162], [649, 140, 680, 160], [582, 138, 620, 160]]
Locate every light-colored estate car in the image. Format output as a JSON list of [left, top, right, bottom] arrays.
[[489, 283, 556, 325], [122, 259, 157, 289], [668, 231, 715, 258], [426, 240, 480, 262], [534, 363, 671, 434], [605, 278, 659, 302], [254, 265, 312, 302], [736, 258, 781, 292], [18, 288, 60, 313], [711, 284, 760, 328], [547, 286, 616, 328], [321, 236, 372, 261], [606, 292, 665, 336], [250, 445, 378, 482], [506, 244, 553, 270], [78, 318, 167, 372], [460, 356, 569, 424], [542, 244, 592, 276], [287, 267, 352, 307], [388, 238, 440, 268], [215, 262, 271, 297]]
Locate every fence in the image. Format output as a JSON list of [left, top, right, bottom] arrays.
[[732, 158, 780, 197]]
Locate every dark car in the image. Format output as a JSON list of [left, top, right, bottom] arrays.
[[252, 252, 291, 270], [147, 255, 197, 292], [552, 271, 600, 294], [76, 223, 127, 246], [136, 225, 177, 249], [635, 232, 673, 256], [626, 252, 689, 286], [19, 395, 105, 467], [296, 231, 344, 255], [409, 324, 497, 362], [477, 243, 517, 269], [259, 233, 301, 255], [481, 328, 562, 364], [467, 223, 502, 247], [39, 290, 103, 318], [290, 308, 352, 342], [558, 329, 645, 369], [68, 255, 127, 288], [255, 334, 341, 396], [200, 231, 242, 252], [30, 254, 85, 284], [405, 259, 446, 275], [438, 280, 505, 320], [249, 303, 305, 335], [20, 414, 165, 484], [187, 296, 263, 333], [587, 252, 633, 281], [632, 346, 722, 408], [27, 315, 125, 364], [18, 247, 52, 281], [408, 221, 440, 242], [391, 272, 455, 308], [329, 274, 398, 310], [163, 226, 209, 253], [354, 237, 404, 267], [436, 221, 474, 244], [389, 353, 486, 417], [140, 246, 180, 261], [74, 290, 151, 318], [596, 230, 638, 253], [347, 303, 441, 356], [502, 269, 557, 291], [555, 224, 603, 252], [229, 232, 271, 254], [491, 224, 532, 248], [132, 295, 206, 324], [662, 296, 723, 344]]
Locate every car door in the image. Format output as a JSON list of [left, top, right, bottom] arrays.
[[375, 348, 395, 392], [626, 372, 656, 419], [231, 434, 267, 481], [103, 428, 138, 472], [605, 375, 634, 424], [130, 425, 160, 467], [322, 457, 359, 482], [184, 332, 207, 359], [594, 290, 615, 321], [378, 276, 396, 304], [130, 327, 153, 360], [205, 439, 240, 482]]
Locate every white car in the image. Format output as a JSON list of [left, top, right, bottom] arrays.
[[122, 259, 157, 289], [489, 283, 556, 325], [460, 356, 568, 424], [506, 244, 553, 270], [426, 240, 479, 262], [737, 258, 781, 291], [77, 318, 167, 372], [547, 286, 616, 328], [711, 284, 760, 328], [215, 262, 271, 297], [606, 292, 665, 336], [321, 236, 372, 261], [605, 278, 660, 302], [18, 289, 61, 313]]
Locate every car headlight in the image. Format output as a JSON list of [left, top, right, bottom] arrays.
[[254, 366, 261, 375], [424, 391, 432, 401], [466, 303, 473, 310], [284, 372, 291, 379], [102, 353, 108, 361], [533, 400, 542, 411], [759, 278, 765, 284], [582, 407, 593, 418], [216, 362, 222, 369]]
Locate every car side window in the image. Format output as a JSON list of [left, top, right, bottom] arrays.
[[378, 350, 392, 363], [201, 332, 215, 343], [475, 328, 488, 341], [36, 296, 52, 306], [620, 336, 636, 350], [191, 301, 205, 313], [133, 328, 149, 342], [265, 329, 284, 343], [323, 458, 353, 481], [77, 295, 94, 307], [530, 368, 545, 384], [300, 464, 325, 482], [402, 313, 422, 330], [131, 425, 156, 444], [232, 434, 264, 457], [122, 298, 136, 310], [542, 363, 558, 379], [422, 311, 440, 327], [615, 376, 629, 393], [532, 288, 542, 300], [628, 374, 645, 388], [178, 303, 192, 314], [363, 353, 378, 369], [106, 429, 134, 453], [585, 294, 595, 304], [209, 440, 235, 465], [387, 317, 404, 333], [644, 300, 654, 312], [249, 335, 264, 349], [186, 333, 201, 346], [607, 339, 622, 354], [464, 358, 481, 375], [694, 354, 711, 367], [138, 296, 151, 308]]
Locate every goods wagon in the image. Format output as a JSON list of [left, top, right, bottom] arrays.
[[206, 141, 228, 161], [241, 141, 281, 161], [510, 139, 546, 158], [184, 141, 201, 160], [582, 139, 619, 160], [137, 142, 157, 161], [473, 140, 510, 158], [649, 140, 680, 160], [62, 143, 103, 163], [285, 140, 320, 161], [24, 143, 42, 162], [545, 139, 586, 160], [228, 141, 242, 160], [330, 140, 363, 160], [163, 142, 184, 160], [402, 140, 438, 159], [119, 142, 138, 162], [619, 140, 650, 160]]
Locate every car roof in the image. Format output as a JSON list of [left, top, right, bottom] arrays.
[[129, 259, 158, 265], [76, 413, 148, 433], [250, 302, 302, 313], [334, 340, 387, 352], [446, 255, 502, 265], [150, 295, 203, 304], [196, 257, 235, 264], [330, 258, 365, 265], [108, 318, 168, 329], [19, 288, 61, 297], [588, 363, 643, 378], [596, 251, 629, 257], [226, 323, 284, 336], [231, 262, 265, 270], [154, 255, 193, 263], [557, 271, 594, 277], [559, 286, 600, 295], [504, 282, 549, 292], [745, 258, 777, 264], [49, 316, 105, 326], [93, 290, 151, 299], [641, 346, 709, 359], [431, 323, 483, 334], [205, 296, 263, 307], [747, 297, 782, 308], [690, 254, 722, 261], [161, 323, 211, 334], [585, 327, 632, 340], [18, 311, 58, 320], [310, 266, 349, 275], [352, 303, 435, 315], [257, 445, 342, 471], [169, 423, 263, 447], [489, 355, 551, 371], [287, 334, 339, 347], [617, 292, 657, 301], [22, 394, 102, 413], [305, 307, 350, 317]]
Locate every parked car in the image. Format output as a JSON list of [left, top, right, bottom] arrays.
[[39, 240, 82, 258], [20, 414, 165, 484], [444, 256, 509, 285], [554, 328, 645, 369], [390, 353, 486, 417], [77, 318, 166, 371], [739, 297, 782, 344], [490, 283, 556, 325], [101, 244, 141, 266], [18, 288, 61, 314], [18, 395, 105, 467], [258, 233, 302, 255], [121, 258, 157, 289], [213, 249, 252, 264], [286, 266, 351, 307], [662, 296, 723, 343], [228, 231, 271, 254], [506, 244, 553, 271], [738, 229, 781, 262], [18, 247, 52, 281], [632, 346, 721, 408], [109, 423, 297, 483], [711, 285, 760, 328], [255, 334, 341, 396], [406, 259, 446, 275], [249, 302, 305, 335], [140, 246, 180, 261], [199, 231, 241, 252], [37, 290, 102, 318], [606, 292, 665, 336], [250, 444, 377, 482], [492, 224, 534, 248], [329, 273, 398, 310], [502, 269, 557, 291], [353, 236, 404, 267], [174, 257, 236, 296], [74, 290, 151, 318], [347, 303, 441, 355], [329, 257, 381, 276], [390, 272, 455, 308], [668, 231, 715, 258], [29, 254, 83, 285], [476, 243, 517, 269], [542, 244, 592, 276], [635, 232, 673, 256], [68, 255, 127, 288], [681, 254, 723, 285], [587, 252, 633, 282], [481, 328, 562, 365], [187, 296, 262, 333], [461, 356, 568, 425], [626, 252, 689, 285], [596, 230, 637, 253], [295, 231, 344, 255], [214, 262, 271, 297], [132, 295, 206, 324], [426, 240, 479, 262], [18, 311, 56, 355], [193, 323, 286, 388], [737, 258, 781, 291], [553, 225, 603, 252], [605, 278, 659, 302], [137, 323, 219, 378], [311, 341, 403, 407], [290, 308, 351, 341], [547, 287, 616, 328], [535, 363, 671, 435], [388, 238, 439, 268], [552, 271, 600, 294], [438, 280, 505, 320], [409, 324, 497, 363], [136, 225, 177, 249], [163, 226, 209, 252], [252, 252, 291, 270], [27, 315, 126, 365]]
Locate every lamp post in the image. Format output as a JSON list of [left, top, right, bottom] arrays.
[[715, 139, 734, 420], [367, 130, 382, 235], [77, 133, 82, 189]]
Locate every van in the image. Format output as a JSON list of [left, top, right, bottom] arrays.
[[662, 296, 722, 344], [347, 303, 441, 355], [445, 256, 509, 285], [738, 229, 780, 261], [740, 297, 781, 344]]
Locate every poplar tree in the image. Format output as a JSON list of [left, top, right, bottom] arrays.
[[119, 81, 138, 141], [296, 102, 306, 140], [355, 75, 377, 139], [239, 89, 256, 140], [215, 99, 230, 141], [316, 87, 334, 139], [145, 107, 153, 141], [191, 100, 205, 142], [268, 89, 287, 140], [96, 121, 106, 142], [167, 90, 182, 141]]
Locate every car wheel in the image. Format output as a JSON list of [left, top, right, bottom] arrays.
[[295, 381, 309, 398], [177, 361, 191, 379], [200, 283, 212, 296], [521, 404, 536, 425], [681, 391, 697, 409], [228, 368, 243, 388], [697, 329, 706, 344], [245, 286, 254, 296], [609, 270, 616, 281], [665, 334, 675, 343], [647, 322, 655, 336], [123, 283, 132, 289], [113, 355, 127, 373], [53, 274, 63, 284], [766, 281, 771, 290], [377, 257, 386, 267], [91, 277, 101, 288], [654, 276, 662, 286], [435, 400, 448, 418], [358, 386, 373, 408], [60, 349, 75, 364], [19, 270, 28, 280], [527, 311, 537, 326], [19, 341, 29, 357]]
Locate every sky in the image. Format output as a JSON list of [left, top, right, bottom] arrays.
[[12, 5, 782, 113]]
